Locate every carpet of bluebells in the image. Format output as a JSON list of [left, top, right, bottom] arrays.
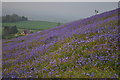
[[2, 8, 120, 78]]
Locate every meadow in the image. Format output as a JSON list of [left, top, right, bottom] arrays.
[[2, 8, 119, 78], [2, 20, 59, 30]]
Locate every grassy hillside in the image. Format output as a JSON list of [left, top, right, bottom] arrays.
[[2, 8, 119, 78], [2, 20, 60, 30]]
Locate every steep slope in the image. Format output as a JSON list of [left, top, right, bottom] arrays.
[[2, 8, 120, 78]]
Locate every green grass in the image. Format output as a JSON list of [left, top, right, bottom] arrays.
[[2, 20, 61, 30]]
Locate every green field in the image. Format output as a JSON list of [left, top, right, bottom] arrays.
[[2, 21, 62, 39], [2, 20, 60, 30]]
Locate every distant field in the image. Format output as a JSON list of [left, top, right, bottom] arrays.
[[2, 20, 60, 30], [2, 21, 62, 39]]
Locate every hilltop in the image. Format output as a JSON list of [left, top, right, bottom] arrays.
[[2, 8, 119, 78]]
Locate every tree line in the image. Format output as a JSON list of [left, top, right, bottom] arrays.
[[2, 14, 28, 23]]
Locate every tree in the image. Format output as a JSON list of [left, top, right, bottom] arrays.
[[10, 25, 18, 34], [3, 26, 10, 36], [3, 26, 18, 36], [2, 14, 28, 23], [21, 16, 28, 21], [4, 15, 11, 22], [11, 14, 19, 22], [57, 22, 61, 26]]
